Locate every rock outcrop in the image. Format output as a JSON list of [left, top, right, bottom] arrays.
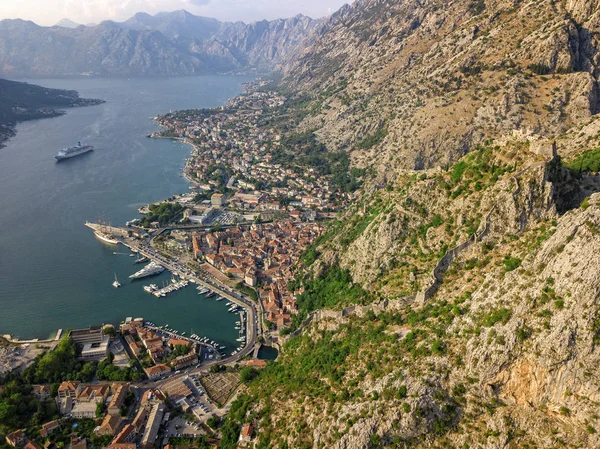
[[276, 0, 600, 176]]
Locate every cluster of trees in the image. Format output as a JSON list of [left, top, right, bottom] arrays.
[[441, 144, 514, 199], [20, 338, 95, 384], [0, 336, 143, 443], [35, 418, 111, 449], [564, 148, 600, 174], [140, 202, 185, 227], [193, 191, 211, 203], [234, 282, 258, 301], [0, 379, 59, 439], [96, 353, 141, 382], [273, 130, 364, 193], [239, 366, 259, 384], [168, 435, 211, 448], [217, 394, 255, 449], [205, 163, 233, 192], [292, 264, 368, 329], [357, 127, 388, 150]]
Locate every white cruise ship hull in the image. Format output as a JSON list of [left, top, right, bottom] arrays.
[[55, 147, 94, 161]]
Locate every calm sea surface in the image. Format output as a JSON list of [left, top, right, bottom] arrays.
[[0, 76, 253, 351]]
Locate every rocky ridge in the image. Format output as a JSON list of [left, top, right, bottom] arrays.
[[276, 0, 600, 178], [0, 11, 321, 76], [219, 1, 600, 448], [236, 137, 600, 448]]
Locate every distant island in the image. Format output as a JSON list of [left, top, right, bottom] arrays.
[[0, 78, 104, 149]]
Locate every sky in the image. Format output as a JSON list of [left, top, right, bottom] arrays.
[[0, 0, 351, 26]]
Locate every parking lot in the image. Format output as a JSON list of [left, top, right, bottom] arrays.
[[203, 209, 242, 226], [166, 416, 203, 440]]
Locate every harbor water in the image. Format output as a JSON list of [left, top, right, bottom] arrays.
[[0, 75, 253, 353]]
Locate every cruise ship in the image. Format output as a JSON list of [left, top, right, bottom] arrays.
[[55, 142, 94, 161], [129, 261, 165, 280]]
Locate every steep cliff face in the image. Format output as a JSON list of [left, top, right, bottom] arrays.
[[0, 11, 320, 76], [277, 0, 600, 175], [224, 4, 600, 446], [237, 140, 600, 448], [208, 15, 321, 72]]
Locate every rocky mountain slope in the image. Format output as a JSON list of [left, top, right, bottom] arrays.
[[0, 11, 320, 76], [229, 134, 600, 448], [218, 1, 600, 448], [277, 0, 600, 177]]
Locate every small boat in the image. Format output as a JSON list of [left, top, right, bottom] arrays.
[[143, 284, 158, 293], [134, 254, 149, 264], [112, 273, 121, 288]]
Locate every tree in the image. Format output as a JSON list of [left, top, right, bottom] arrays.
[[172, 344, 189, 358], [240, 367, 259, 384], [206, 414, 221, 429], [95, 401, 107, 418]]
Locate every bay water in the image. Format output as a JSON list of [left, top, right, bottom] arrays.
[[0, 76, 253, 353]]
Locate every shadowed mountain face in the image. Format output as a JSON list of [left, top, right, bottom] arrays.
[[0, 10, 321, 77]]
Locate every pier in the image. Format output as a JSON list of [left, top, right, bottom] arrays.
[[150, 279, 189, 297]]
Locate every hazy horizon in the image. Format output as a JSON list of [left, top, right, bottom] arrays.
[[0, 0, 351, 27]]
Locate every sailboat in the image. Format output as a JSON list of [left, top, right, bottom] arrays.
[[112, 273, 121, 288]]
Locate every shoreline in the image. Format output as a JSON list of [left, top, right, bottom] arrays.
[[0, 98, 105, 151], [2, 79, 256, 356], [148, 133, 202, 189]]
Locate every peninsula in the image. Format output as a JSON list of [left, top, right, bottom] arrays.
[[0, 78, 104, 149]]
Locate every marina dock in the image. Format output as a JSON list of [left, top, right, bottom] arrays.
[[148, 279, 189, 297], [85, 220, 259, 361]]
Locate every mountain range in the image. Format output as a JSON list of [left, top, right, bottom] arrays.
[[1, 0, 600, 447], [0, 10, 320, 77]]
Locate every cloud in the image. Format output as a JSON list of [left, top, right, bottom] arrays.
[[0, 0, 350, 26], [186, 0, 211, 6]]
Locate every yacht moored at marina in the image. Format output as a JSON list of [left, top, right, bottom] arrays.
[[129, 261, 165, 279], [94, 231, 119, 245], [143, 284, 158, 293]]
